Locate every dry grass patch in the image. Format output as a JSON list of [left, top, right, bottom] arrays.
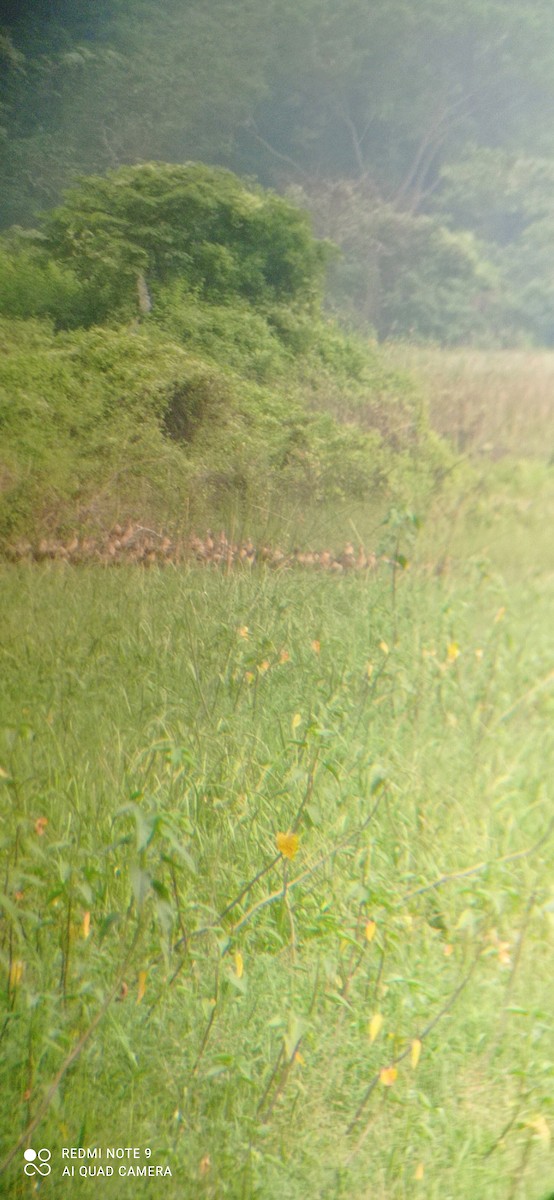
[[382, 345, 554, 461]]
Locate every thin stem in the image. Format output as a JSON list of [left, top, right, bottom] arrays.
[[0, 924, 142, 1177], [346, 948, 482, 1136]]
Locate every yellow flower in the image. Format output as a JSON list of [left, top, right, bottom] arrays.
[[369, 1012, 383, 1043], [199, 1155, 211, 1177], [136, 970, 147, 1004], [9, 960, 24, 989], [410, 1038, 422, 1068], [276, 831, 299, 860], [497, 940, 511, 967], [526, 1115, 551, 1146], [379, 1066, 398, 1087]]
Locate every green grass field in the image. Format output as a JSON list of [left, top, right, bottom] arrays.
[[1, 350, 554, 1199]]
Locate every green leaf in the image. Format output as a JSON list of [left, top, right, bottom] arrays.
[[97, 913, 121, 943], [227, 970, 247, 995], [151, 879, 171, 902], [370, 770, 387, 794], [129, 865, 151, 911], [284, 1013, 307, 1060]]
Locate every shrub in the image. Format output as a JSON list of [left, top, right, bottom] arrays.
[[42, 162, 333, 324]]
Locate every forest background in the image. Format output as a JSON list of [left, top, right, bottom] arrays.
[[3, 0, 554, 346]]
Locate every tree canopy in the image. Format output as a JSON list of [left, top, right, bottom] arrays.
[[40, 162, 330, 321]]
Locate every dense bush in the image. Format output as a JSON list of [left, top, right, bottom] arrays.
[[40, 163, 332, 325], [0, 234, 89, 327], [0, 306, 446, 544]]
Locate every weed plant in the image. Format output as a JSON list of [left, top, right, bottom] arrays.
[[0, 315, 446, 547]]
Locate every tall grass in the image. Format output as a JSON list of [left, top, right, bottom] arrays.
[[1, 471, 553, 1199], [382, 344, 554, 461]]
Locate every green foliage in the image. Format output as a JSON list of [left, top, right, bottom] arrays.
[[433, 146, 554, 245], [0, 0, 272, 228], [0, 233, 91, 327], [375, 216, 498, 344], [0, 306, 438, 544], [503, 217, 554, 346], [256, 0, 554, 191], [291, 181, 504, 344], [42, 163, 331, 323], [0, 319, 190, 537], [432, 147, 554, 345], [152, 286, 294, 382]]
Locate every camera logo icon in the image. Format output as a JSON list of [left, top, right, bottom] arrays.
[[23, 1148, 52, 1177]]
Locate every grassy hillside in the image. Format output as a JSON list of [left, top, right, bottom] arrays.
[[0, 165, 450, 550], [0, 309, 447, 550]]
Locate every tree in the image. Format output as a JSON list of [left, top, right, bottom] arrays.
[[41, 162, 331, 322], [0, 0, 273, 228], [289, 178, 500, 342], [245, 0, 554, 209], [433, 147, 554, 243]]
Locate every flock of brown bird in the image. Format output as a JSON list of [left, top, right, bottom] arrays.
[[5, 524, 383, 572]]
